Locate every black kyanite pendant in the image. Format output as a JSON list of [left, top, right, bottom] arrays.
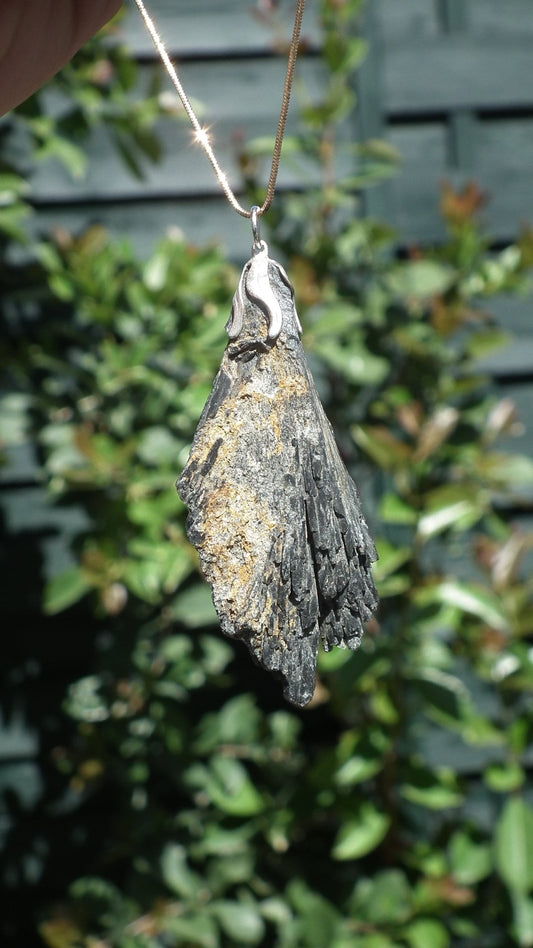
[[177, 238, 378, 707]]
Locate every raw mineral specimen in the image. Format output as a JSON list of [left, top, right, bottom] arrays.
[[177, 241, 378, 707]]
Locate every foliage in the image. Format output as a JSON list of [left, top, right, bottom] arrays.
[[1, 1, 533, 947], [0, 7, 175, 253]]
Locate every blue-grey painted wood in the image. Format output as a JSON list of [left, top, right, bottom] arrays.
[[2, 4, 532, 908], [477, 339, 533, 380], [1, 486, 91, 583], [378, 0, 533, 43], [384, 38, 533, 114], [0, 443, 38, 485], [384, 119, 533, 243], [28, 111, 533, 250], [437, 0, 469, 33], [491, 297, 533, 339], [32, 196, 255, 259], [18, 0, 533, 255], [34, 58, 327, 201], [7, 0, 533, 571], [120, 0, 322, 57], [378, 0, 439, 40], [469, 0, 533, 39], [497, 385, 533, 460]]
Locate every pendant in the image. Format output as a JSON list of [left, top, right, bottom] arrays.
[[177, 222, 378, 707]]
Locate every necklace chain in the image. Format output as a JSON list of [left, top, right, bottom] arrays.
[[133, 0, 306, 220]]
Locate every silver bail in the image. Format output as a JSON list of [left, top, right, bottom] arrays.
[[251, 205, 262, 249]]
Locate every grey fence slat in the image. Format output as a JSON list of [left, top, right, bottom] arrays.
[[33, 57, 326, 202], [477, 119, 533, 234], [0, 443, 39, 485], [383, 119, 533, 243], [1, 485, 91, 581], [31, 115, 533, 257], [496, 384, 533, 459], [32, 196, 256, 259], [119, 0, 322, 58], [477, 338, 533, 380], [469, 0, 533, 39], [31, 114, 533, 247], [384, 38, 533, 113], [378, 123, 448, 242], [491, 297, 533, 339], [0, 705, 38, 759], [438, 0, 469, 34], [377, 0, 440, 41], [356, 0, 395, 222], [378, 0, 533, 42], [448, 110, 477, 172]]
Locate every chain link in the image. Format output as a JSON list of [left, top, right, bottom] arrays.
[[133, 0, 306, 219]]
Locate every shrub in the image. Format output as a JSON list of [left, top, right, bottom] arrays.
[[1, 2, 533, 946]]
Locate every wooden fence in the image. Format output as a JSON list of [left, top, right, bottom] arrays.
[[1, 2, 532, 934]]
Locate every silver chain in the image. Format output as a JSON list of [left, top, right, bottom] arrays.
[[132, 0, 306, 220]]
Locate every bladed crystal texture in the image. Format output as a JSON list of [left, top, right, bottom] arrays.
[[177, 242, 378, 707]]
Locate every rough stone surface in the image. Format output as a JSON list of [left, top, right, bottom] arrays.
[[177, 248, 378, 707]]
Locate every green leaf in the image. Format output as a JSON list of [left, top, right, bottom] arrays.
[[387, 260, 456, 300], [353, 870, 412, 924], [172, 584, 218, 628], [207, 757, 265, 816], [411, 668, 468, 721], [416, 580, 508, 632], [373, 540, 412, 580], [207, 852, 254, 889], [39, 917, 84, 948], [200, 634, 234, 675], [65, 675, 108, 723], [354, 937, 397, 948], [375, 575, 412, 598], [466, 328, 513, 360], [495, 797, 533, 893], [332, 803, 389, 859], [511, 891, 533, 947], [194, 825, 252, 859], [68, 874, 129, 924], [0, 201, 31, 242], [353, 427, 411, 471], [196, 695, 261, 751], [405, 919, 450, 948], [259, 897, 292, 927], [161, 843, 201, 899], [0, 172, 30, 200], [402, 767, 463, 810], [418, 485, 484, 539], [307, 302, 364, 338], [163, 915, 218, 948], [379, 493, 418, 526], [136, 426, 182, 466], [244, 134, 302, 158], [288, 880, 342, 948], [475, 452, 533, 490], [319, 340, 389, 384], [318, 646, 353, 671], [485, 762, 525, 793], [36, 136, 88, 177], [335, 754, 382, 787], [211, 900, 265, 945], [448, 830, 492, 885], [44, 567, 92, 614], [123, 558, 163, 603]]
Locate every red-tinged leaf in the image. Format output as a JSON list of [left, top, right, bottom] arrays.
[[353, 425, 412, 470]]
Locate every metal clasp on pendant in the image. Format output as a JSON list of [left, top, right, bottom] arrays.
[[251, 205, 262, 251]]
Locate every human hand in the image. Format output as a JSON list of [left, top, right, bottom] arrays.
[[0, 0, 122, 115]]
